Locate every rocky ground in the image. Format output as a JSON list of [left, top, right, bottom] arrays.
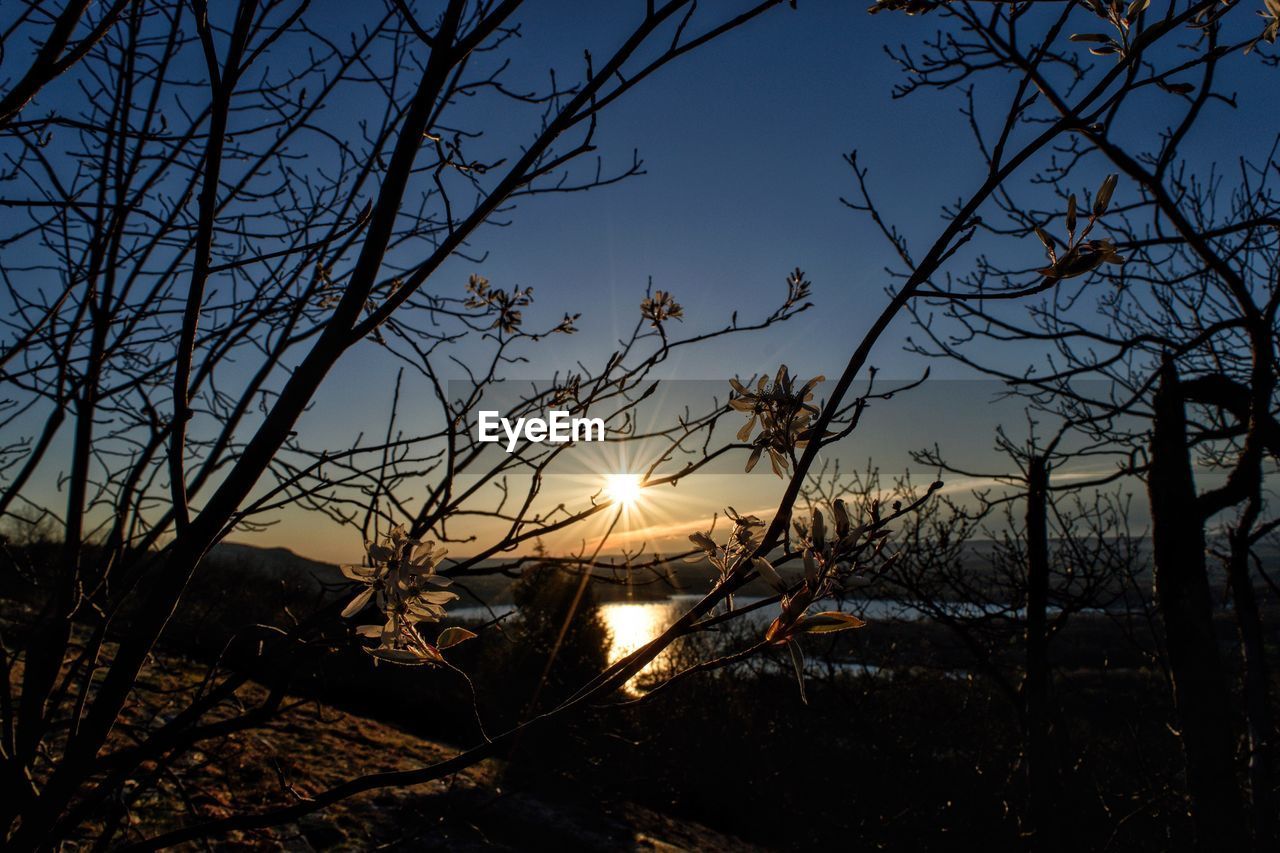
[[1, 614, 754, 852], [121, 685, 755, 850]]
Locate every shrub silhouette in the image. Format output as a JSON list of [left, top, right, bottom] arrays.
[[485, 563, 611, 722]]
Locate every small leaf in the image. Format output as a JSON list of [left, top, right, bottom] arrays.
[[1069, 32, 1111, 42], [437, 626, 477, 649], [341, 586, 374, 619], [1034, 225, 1053, 252], [1094, 173, 1118, 215], [412, 589, 459, 606], [365, 646, 438, 666], [1124, 0, 1149, 22], [833, 499, 851, 538], [1040, 242, 1113, 280], [754, 557, 788, 593], [1066, 194, 1077, 235], [797, 611, 869, 634], [689, 531, 718, 553], [409, 542, 437, 566], [340, 563, 379, 581], [769, 449, 786, 478], [787, 640, 808, 705], [803, 552, 819, 586], [799, 375, 826, 397]]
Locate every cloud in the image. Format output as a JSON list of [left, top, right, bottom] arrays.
[[578, 504, 780, 552]]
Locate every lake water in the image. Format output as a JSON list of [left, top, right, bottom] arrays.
[[450, 594, 1016, 689]]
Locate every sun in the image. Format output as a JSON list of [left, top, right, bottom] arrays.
[[604, 473, 643, 507]]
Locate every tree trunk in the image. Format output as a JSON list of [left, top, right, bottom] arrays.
[[1149, 360, 1245, 851], [1023, 454, 1058, 849], [1227, 528, 1273, 850]]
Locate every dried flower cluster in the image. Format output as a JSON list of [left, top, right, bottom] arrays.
[[761, 484, 938, 700], [688, 498, 919, 703], [1260, 0, 1280, 45], [783, 267, 812, 308], [730, 365, 825, 477], [867, 0, 944, 16], [465, 274, 534, 333], [340, 525, 475, 665], [759, 503, 880, 647], [1067, 0, 1151, 59], [640, 289, 684, 327], [1033, 174, 1125, 281], [687, 506, 766, 583]]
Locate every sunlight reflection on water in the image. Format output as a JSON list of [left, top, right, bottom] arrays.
[[599, 600, 681, 690], [450, 595, 1030, 692]]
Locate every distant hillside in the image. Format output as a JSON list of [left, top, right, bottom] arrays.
[[202, 535, 1188, 608], [209, 528, 1280, 612], [207, 541, 718, 604], [210, 541, 344, 587], [206, 541, 518, 607], [204, 538, 1011, 606]]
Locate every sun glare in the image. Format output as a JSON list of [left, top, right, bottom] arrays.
[[604, 473, 643, 507]]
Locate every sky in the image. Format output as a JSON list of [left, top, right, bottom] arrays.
[[4, 1, 1273, 565], [249, 1, 1274, 562], [276, 2, 1011, 561], [267, 3, 1031, 561]]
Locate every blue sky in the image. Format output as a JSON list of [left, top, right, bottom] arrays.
[[5, 1, 1271, 562], [275, 1, 1275, 560], [328, 1, 961, 379], [290, 2, 993, 559]]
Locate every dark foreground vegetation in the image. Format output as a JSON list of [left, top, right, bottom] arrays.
[[5, 540, 1277, 850]]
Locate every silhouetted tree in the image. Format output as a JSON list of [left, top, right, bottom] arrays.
[[807, 427, 1152, 850], [509, 560, 611, 715], [0, 1, 809, 845], [891, 1, 1280, 848]]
